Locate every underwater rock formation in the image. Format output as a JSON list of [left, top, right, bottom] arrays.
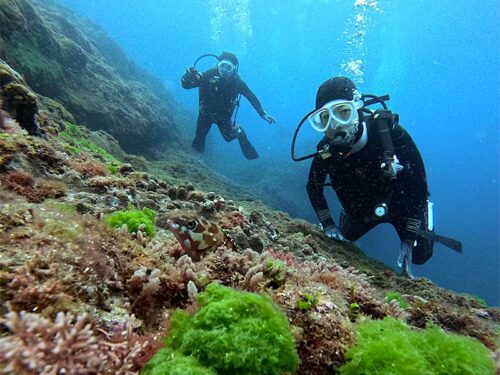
[[0, 0, 182, 154], [0, 60, 41, 135]]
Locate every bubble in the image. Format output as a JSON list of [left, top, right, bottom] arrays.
[[208, 0, 253, 54], [339, 0, 384, 84]]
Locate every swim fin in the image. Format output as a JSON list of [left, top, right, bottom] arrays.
[[417, 229, 463, 253], [237, 128, 259, 160]]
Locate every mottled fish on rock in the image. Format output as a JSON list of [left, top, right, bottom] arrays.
[[167, 212, 235, 260]]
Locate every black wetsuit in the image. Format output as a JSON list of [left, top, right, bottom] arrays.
[[307, 117, 434, 264], [181, 68, 265, 159]]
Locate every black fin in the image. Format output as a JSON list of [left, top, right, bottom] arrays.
[[417, 229, 463, 253], [237, 129, 259, 160]]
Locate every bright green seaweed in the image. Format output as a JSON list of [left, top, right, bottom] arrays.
[[339, 317, 495, 375], [142, 283, 300, 375]]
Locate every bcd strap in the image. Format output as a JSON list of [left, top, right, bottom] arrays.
[[362, 94, 390, 107]]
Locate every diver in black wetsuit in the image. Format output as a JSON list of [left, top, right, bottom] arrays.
[[181, 52, 275, 160], [305, 77, 433, 278]]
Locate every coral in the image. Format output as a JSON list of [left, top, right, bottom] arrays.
[[1, 171, 66, 203], [219, 210, 247, 230], [186, 190, 206, 202], [339, 317, 496, 375], [105, 207, 157, 238], [0, 310, 155, 375], [262, 258, 287, 288], [176, 186, 187, 200], [70, 159, 108, 178], [2, 170, 35, 190], [383, 299, 409, 321], [126, 264, 185, 325], [280, 282, 355, 374], [87, 175, 134, 193], [36, 180, 67, 200], [146, 283, 300, 375], [2, 267, 71, 316]]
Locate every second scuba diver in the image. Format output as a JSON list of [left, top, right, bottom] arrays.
[[301, 77, 438, 278], [181, 52, 275, 160]]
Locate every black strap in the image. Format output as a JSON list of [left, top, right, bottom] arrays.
[[363, 94, 390, 107], [372, 109, 396, 166], [193, 54, 218, 69]]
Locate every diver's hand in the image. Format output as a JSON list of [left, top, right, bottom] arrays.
[[262, 113, 276, 124], [185, 67, 201, 80], [397, 241, 414, 279], [381, 155, 404, 180], [323, 225, 346, 241]]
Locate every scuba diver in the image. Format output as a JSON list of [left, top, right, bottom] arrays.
[[293, 76, 461, 278], [181, 52, 275, 160]]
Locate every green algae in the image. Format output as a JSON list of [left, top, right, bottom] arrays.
[[296, 292, 320, 311], [60, 122, 120, 166], [339, 317, 496, 375], [144, 283, 300, 375], [105, 207, 156, 238], [141, 349, 216, 375], [385, 291, 409, 309]]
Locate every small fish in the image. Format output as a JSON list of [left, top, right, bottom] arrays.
[[167, 214, 235, 259]]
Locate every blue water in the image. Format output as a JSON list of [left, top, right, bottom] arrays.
[[57, 0, 499, 305]]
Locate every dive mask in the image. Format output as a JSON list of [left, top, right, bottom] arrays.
[[217, 60, 236, 78], [307, 96, 363, 132]]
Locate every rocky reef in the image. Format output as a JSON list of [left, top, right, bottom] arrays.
[[0, 0, 184, 155], [0, 1, 498, 374], [0, 60, 498, 374]]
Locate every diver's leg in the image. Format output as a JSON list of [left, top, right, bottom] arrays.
[[237, 128, 259, 160], [412, 236, 434, 264], [393, 204, 433, 278], [192, 112, 212, 153], [216, 116, 238, 142], [339, 210, 375, 241], [217, 117, 259, 160], [401, 210, 434, 265]]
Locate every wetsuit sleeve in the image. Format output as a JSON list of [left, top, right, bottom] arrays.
[[238, 79, 266, 117], [306, 154, 336, 229], [181, 69, 202, 89]]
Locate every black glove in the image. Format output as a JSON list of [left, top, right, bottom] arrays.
[[183, 67, 201, 84]]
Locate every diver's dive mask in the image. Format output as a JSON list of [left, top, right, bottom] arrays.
[[217, 60, 236, 78], [307, 95, 363, 132]]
